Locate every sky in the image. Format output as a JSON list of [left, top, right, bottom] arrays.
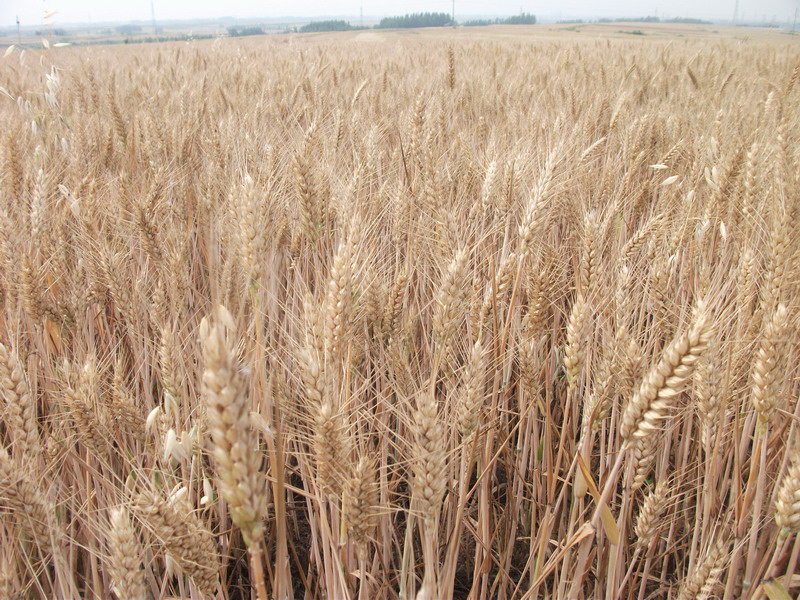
[[2, 0, 797, 27]]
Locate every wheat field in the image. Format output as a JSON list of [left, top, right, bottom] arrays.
[[0, 26, 798, 600]]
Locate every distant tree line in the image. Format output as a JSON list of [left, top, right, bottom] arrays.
[[665, 17, 711, 24], [228, 12, 541, 37], [377, 12, 454, 28], [504, 13, 537, 25], [34, 28, 69, 36], [299, 20, 366, 33], [227, 25, 265, 37], [292, 12, 462, 33], [464, 13, 536, 26], [295, 12, 537, 33]]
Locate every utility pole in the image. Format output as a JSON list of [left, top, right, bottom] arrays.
[[793, 6, 798, 32], [151, 1, 157, 36], [452, 0, 455, 27], [733, 0, 739, 24], [360, 5, 363, 27], [16, 16, 21, 44]]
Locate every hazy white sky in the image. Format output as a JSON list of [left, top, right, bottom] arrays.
[[2, 0, 797, 27]]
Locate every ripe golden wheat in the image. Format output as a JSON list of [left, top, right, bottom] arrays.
[[0, 26, 798, 600]]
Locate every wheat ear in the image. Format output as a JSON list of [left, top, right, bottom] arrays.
[[751, 303, 788, 430], [343, 456, 379, 560], [200, 305, 266, 546], [621, 303, 711, 446], [432, 247, 470, 356], [107, 507, 147, 600], [676, 536, 728, 600], [412, 391, 447, 527], [412, 390, 447, 600], [133, 489, 219, 596], [457, 339, 486, 440], [0, 343, 39, 457], [633, 481, 669, 551], [775, 451, 800, 538], [564, 292, 590, 389], [0, 447, 58, 552]]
